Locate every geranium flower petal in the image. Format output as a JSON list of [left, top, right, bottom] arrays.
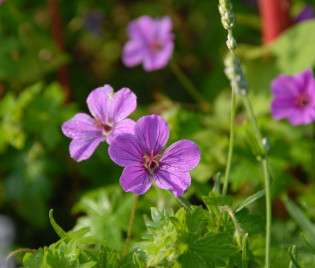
[[109, 88, 137, 123], [120, 163, 152, 195], [154, 167, 191, 198], [107, 119, 136, 144], [86, 85, 113, 120], [271, 98, 296, 120], [122, 40, 147, 67], [134, 115, 169, 155], [69, 136, 104, 162], [143, 41, 174, 72], [159, 139, 201, 171], [156, 16, 173, 41], [271, 75, 301, 98], [61, 113, 101, 139], [108, 133, 144, 167], [127, 15, 155, 41]]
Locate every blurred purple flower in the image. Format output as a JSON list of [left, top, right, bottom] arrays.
[[122, 15, 175, 72], [62, 85, 137, 161], [271, 69, 315, 125], [108, 115, 200, 197], [83, 10, 105, 37], [295, 5, 314, 23]]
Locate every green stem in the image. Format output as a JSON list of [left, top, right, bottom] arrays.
[[242, 97, 264, 148], [169, 61, 211, 112], [222, 81, 236, 196], [176, 195, 192, 210], [262, 158, 271, 268], [6, 248, 37, 263], [123, 194, 139, 256]]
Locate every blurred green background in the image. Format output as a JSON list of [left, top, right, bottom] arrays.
[[1, 0, 315, 264]]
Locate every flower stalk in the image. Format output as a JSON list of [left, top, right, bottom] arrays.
[[123, 194, 139, 256], [218, 0, 271, 267], [169, 61, 211, 112]]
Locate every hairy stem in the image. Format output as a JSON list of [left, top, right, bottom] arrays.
[[222, 80, 236, 196], [218, 1, 271, 266], [6, 248, 37, 263], [123, 194, 139, 256]]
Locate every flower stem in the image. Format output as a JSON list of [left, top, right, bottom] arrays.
[[5, 248, 37, 264], [262, 158, 271, 268], [222, 80, 236, 196], [218, 1, 271, 266], [123, 194, 138, 256], [169, 61, 211, 112], [176, 195, 192, 210]]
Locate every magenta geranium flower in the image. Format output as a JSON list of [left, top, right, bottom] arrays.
[[108, 115, 201, 197], [62, 85, 137, 161], [271, 69, 315, 125], [122, 15, 174, 72]]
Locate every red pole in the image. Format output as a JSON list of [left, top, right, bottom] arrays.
[[257, 0, 292, 44]]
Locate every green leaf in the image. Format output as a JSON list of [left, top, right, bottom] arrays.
[[288, 245, 300, 268], [49, 209, 67, 240], [235, 189, 265, 212], [283, 198, 315, 243], [23, 249, 44, 268], [178, 233, 240, 267], [271, 20, 315, 74]]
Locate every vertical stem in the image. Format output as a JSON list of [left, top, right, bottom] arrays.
[[222, 81, 236, 196], [262, 158, 271, 268], [169, 61, 211, 112], [123, 194, 139, 256]]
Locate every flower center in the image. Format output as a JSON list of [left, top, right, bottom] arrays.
[[295, 94, 310, 108], [93, 115, 112, 133], [148, 40, 163, 53], [143, 150, 161, 169]]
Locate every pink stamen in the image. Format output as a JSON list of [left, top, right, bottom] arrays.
[[143, 150, 161, 169], [295, 94, 310, 108], [148, 40, 163, 53], [93, 115, 112, 132]]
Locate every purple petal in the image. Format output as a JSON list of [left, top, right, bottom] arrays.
[[69, 136, 104, 162], [120, 163, 152, 195], [134, 115, 169, 155], [107, 119, 136, 144], [159, 139, 201, 171], [61, 113, 101, 139], [156, 16, 173, 41], [108, 88, 137, 123], [271, 98, 296, 120], [143, 41, 174, 72], [154, 167, 191, 198], [271, 75, 301, 98], [122, 40, 147, 67], [288, 107, 315, 125], [86, 85, 113, 120], [108, 133, 144, 167], [127, 15, 155, 42], [295, 5, 314, 23]]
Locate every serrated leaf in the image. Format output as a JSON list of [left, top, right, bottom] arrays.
[[23, 249, 44, 268], [178, 232, 239, 267]]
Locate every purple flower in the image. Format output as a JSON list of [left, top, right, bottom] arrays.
[[271, 69, 315, 125], [62, 85, 137, 161], [122, 15, 175, 72], [295, 5, 314, 23], [108, 115, 201, 197]]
